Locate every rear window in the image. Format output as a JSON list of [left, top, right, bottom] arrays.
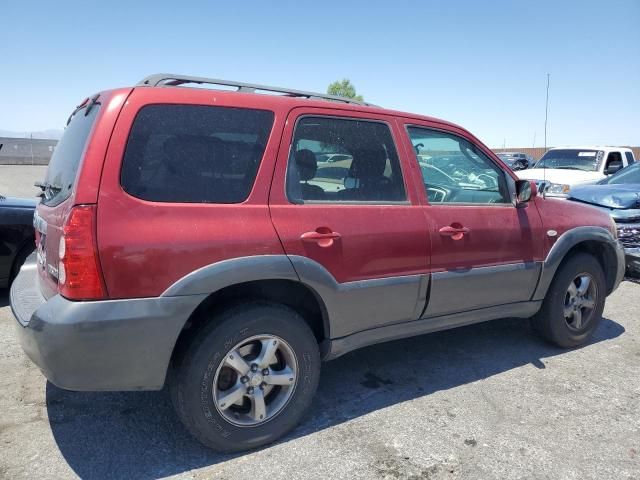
[[42, 103, 100, 206], [120, 105, 274, 203]]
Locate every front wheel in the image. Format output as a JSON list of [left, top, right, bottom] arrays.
[[532, 253, 606, 348], [171, 302, 321, 452]]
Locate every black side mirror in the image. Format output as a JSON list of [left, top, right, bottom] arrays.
[[605, 160, 623, 175], [515, 179, 534, 207]]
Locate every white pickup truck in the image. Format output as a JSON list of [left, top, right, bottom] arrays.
[[516, 146, 636, 197]]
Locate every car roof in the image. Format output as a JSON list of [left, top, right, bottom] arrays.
[[548, 146, 633, 152]]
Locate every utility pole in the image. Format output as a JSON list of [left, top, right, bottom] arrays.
[[30, 133, 34, 165], [544, 73, 550, 153]]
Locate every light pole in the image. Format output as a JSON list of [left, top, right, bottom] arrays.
[[544, 73, 550, 153]]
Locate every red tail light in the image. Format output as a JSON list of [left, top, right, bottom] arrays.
[[58, 205, 106, 300]]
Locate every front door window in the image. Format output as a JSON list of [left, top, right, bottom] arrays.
[[407, 127, 510, 205]]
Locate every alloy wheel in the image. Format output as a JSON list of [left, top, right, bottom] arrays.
[[563, 272, 597, 331], [212, 335, 298, 427]]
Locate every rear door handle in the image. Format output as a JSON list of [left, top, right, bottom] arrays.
[[300, 229, 341, 247], [439, 225, 470, 241]]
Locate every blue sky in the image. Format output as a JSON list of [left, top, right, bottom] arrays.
[[1, 0, 638, 147]]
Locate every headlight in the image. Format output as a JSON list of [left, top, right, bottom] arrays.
[[544, 182, 571, 197]]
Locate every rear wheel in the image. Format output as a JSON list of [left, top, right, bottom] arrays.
[[171, 302, 320, 452], [532, 253, 606, 348]]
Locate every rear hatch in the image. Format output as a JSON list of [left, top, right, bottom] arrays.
[[34, 97, 103, 299]]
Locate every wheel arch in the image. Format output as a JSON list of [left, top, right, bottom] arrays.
[[164, 256, 331, 373], [533, 226, 621, 300]]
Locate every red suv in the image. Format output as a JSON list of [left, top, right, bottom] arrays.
[[11, 74, 625, 451]]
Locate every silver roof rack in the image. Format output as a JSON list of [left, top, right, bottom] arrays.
[[136, 73, 376, 107]]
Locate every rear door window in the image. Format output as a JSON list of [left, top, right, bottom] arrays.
[[120, 105, 274, 203], [42, 103, 100, 206], [625, 152, 635, 164], [286, 116, 406, 203]]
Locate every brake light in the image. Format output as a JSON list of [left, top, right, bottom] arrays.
[[58, 205, 106, 300]]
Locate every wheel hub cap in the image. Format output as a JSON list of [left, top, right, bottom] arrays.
[[248, 372, 263, 387], [212, 335, 298, 427], [563, 272, 597, 331]]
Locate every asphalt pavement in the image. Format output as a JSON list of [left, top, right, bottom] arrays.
[[1, 282, 639, 480]]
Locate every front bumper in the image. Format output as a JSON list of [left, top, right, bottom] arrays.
[[612, 239, 626, 291], [616, 223, 640, 278], [10, 257, 205, 391], [624, 248, 640, 277]]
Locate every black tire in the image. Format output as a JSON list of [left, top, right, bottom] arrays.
[[532, 253, 606, 348], [171, 302, 320, 452]]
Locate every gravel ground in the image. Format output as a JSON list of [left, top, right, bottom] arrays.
[[0, 165, 47, 199], [0, 282, 639, 480]]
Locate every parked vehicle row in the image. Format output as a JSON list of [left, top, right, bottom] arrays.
[[9, 74, 627, 452], [567, 162, 640, 277], [517, 146, 635, 196], [496, 152, 533, 170]]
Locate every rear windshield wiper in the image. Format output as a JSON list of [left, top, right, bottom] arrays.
[[66, 94, 100, 125], [35, 181, 63, 198]]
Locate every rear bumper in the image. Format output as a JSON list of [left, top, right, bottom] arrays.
[[10, 257, 205, 391]]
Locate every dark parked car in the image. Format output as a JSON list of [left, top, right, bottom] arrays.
[[496, 152, 532, 170], [568, 162, 640, 277], [0, 195, 36, 288]]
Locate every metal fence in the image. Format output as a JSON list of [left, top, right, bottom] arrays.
[[0, 137, 58, 165]]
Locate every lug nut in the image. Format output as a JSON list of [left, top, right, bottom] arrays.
[[240, 376, 249, 384], [250, 363, 258, 372], [262, 368, 269, 376], [247, 386, 254, 394], [260, 382, 266, 389]]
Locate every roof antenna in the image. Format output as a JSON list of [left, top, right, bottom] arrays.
[[543, 73, 550, 198]]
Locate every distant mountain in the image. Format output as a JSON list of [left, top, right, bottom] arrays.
[[0, 129, 63, 140]]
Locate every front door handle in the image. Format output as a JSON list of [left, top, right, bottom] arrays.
[[301, 228, 341, 247], [439, 225, 470, 241]]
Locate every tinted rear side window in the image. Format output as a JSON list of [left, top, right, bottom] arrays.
[[286, 116, 406, 203], [42, 104, 100, 206], [121, 105, 274, 203], [626, 152, 635, 164]]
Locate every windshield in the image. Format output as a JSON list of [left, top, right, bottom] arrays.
[[42, 102, 101, 206], [535, 149, 602, 172], [599, 162, 640, 185]]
